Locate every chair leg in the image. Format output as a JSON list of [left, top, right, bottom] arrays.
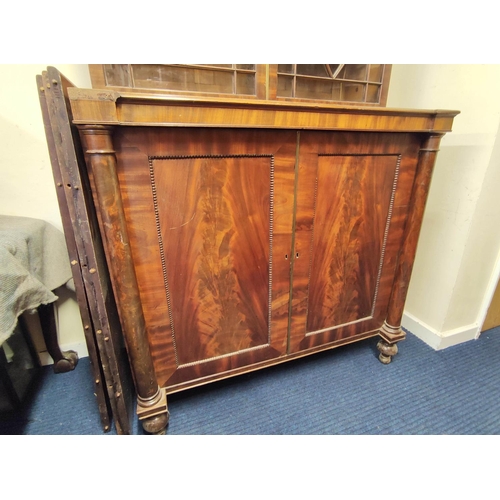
[[38, 302, 78, 373]]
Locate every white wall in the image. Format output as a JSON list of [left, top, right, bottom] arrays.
[[387, 64, 500, 348], [0, 64, 92, 362]]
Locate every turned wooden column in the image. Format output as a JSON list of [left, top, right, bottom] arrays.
[[378, 134, 444, 363], [78, 125, 168, 433]]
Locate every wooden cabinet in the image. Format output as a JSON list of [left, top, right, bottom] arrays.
[[63, 84, 458, 433]]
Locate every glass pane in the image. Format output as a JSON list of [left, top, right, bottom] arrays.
[[278, 64, 293, 74], [328, 64, 343, 77], [296, 77, 333, 100], [277, 75, 294, 97], [236, 64, 255, 70], [366, 84, 380, 103], [236, 73, 255, 95], [331, 82, 341, 101], [368, 64, 384, 83], [343, 64, 368, 81], [341, 82, 366, 102], [296, 64, 330, 77], [104, 64, 131, 87], [334, 65, 346, 79], [132, 65, 234, 93]]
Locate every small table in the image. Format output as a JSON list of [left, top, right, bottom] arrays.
[[0, 215, 78, 376]]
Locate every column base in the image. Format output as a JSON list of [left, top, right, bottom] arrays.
[[379, 320, 406, 344], [137, 386, 169, 435], [377, 321, 405, 364]]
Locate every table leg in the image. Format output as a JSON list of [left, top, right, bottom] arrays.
[[38, 303, 79, 374]]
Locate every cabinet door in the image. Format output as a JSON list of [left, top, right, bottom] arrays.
[[111, 128, 296, 391], [288, 131, 422, 353]]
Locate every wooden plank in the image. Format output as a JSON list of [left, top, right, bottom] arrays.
[[40, 67, 135, 434], [37, 74, 111, 431]]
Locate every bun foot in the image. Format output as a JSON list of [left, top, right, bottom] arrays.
[[53, 350, 79, 373], [142, 411, 170, 435], [377, 339, 398, 364]]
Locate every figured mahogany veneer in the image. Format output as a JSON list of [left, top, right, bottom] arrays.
[[66, 86, 459, 433]]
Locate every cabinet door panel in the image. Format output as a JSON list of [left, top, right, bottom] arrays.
[[153, 155, 273, 364], [112, 129, 296, 390], [308, 154, 397, 330], [289, 132, 421, 352]]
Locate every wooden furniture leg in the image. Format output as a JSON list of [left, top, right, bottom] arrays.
[[78, 125, 168, 434], [38, 302, 78, 374], [377, 338, 399, 364], [378, 134, 444, 363]]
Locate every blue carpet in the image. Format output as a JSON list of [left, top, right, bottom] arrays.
[[1, 328, 500, 435]]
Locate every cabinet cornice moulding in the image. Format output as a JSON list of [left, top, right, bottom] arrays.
[[67, 87, 460, 133]]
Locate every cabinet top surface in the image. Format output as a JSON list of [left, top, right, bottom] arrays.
[[67, 87, 460, 133]]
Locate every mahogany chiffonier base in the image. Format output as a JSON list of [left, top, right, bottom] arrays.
[[40, 67, 459, 434]]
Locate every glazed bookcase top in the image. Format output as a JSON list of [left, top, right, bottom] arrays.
[[89, 64, 393, 106]]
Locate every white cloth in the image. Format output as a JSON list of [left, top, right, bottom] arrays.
[[0, 215, 72, 345]]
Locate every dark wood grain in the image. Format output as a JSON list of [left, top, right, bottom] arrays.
[[112, 128, 296, 388], [289, 132, 422, 352], [78, 126, 160, 402], [306, 153, 398, 330], [385, 134, 444, 333], [153, 155, 271, 363]]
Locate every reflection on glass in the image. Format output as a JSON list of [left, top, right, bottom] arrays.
[[343, 65, 368, 81], [236, 73, 255, 95], [278, 65, 294, 74], [277, 75, 294, 97], [342, 82, 366, 102], [296, 65, 330, 77], [331, 82, 342, 101], [296, 77, 333, 100], [104, 64, 131, 87], [366, 84, 380, 103], [236, 64, 255, 70], [368, 64, 384, 83], [132, 65, 234, 93]]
